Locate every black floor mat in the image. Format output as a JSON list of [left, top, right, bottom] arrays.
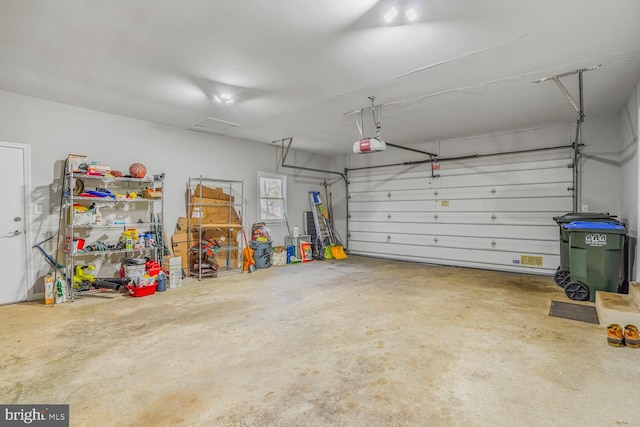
[[549, 300, 599, 324]]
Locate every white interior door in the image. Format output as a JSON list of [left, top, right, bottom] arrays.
[[348, 158, 573, 275], [0, 143, 29, 304]]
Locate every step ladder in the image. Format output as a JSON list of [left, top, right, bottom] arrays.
[[309, 191, 335, 252]]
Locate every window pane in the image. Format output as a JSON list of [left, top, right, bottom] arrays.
[[260, 199, 283, 220], [260, 177, 282, 198]]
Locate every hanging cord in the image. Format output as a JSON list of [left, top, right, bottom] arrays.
[[369, 96, 381, 139]]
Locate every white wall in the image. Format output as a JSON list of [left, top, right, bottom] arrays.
[[620, 83, 639, 278], [0, 90, 333, 298], [579, 115, 624, 215]]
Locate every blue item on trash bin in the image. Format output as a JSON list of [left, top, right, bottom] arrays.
[[563, 221, 626, 230]]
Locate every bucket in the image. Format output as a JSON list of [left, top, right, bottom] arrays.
[[156, 272, 167, 292], [249, 240, 272, 269]]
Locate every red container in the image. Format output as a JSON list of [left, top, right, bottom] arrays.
[[126, 283, 157, 297], [146, 260, 162, 277]]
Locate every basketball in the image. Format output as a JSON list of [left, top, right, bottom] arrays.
[[129, 163, 147, 178]]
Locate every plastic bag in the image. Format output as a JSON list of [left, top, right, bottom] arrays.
[[301, 241, 313, 262], [251, 222, 271, 241]]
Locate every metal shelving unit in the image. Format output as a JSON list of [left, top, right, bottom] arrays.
[[186, 177, 244, 279], [61, 160, 164, 300]]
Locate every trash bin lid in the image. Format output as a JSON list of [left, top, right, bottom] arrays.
[[563, 221, 626, 230], [553, 212, 615, 224]]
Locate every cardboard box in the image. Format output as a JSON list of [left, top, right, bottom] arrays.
[[142, 188, 163, 199], [189, 196, 240, 224], [171, 244, 188, 269], [168, 269, 182, 288], [162, 256, 182, 272], [202, 227, 239, 243], [172, 232, 196, 269], [193, 184, 234, 202], [176, 217, 188, 232], [68, 154, 88, 173]]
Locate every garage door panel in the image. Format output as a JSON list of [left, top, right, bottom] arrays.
[[348, 157, 572, 274], [350, 164, 571, 191], [349, 231, 558, 254], [350, 170, 569, 192], [349, 210, 564, 225], [350, 222, 557, 240], [351, 197, 572, 213], [349, 182, 571, 202], [347, 241, 559, 272], [349, 159, 570, 184]]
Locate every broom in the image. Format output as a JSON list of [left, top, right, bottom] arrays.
[[320, 205, 347, 260], [242, 226, 256, 273], [238, 212, 256, 273]]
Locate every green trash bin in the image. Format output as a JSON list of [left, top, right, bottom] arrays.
[[562, 221, 626, 302], [552, 212, 617, 288]]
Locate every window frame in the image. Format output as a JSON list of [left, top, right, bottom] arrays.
[[257, 171, 287, 224]]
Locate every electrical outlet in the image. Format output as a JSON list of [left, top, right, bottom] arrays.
[[34, 203, 43, 215], [581, 204, 588, 212]]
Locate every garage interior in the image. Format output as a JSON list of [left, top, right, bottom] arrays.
[[1, 1, 640, 426]]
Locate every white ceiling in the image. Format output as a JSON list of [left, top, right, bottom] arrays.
[[1, 0, 639, 156]]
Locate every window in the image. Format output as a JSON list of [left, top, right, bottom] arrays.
[[258, 172, 286, 222]]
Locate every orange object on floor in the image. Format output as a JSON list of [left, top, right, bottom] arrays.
[[243, 246, 255, 271], [624, 325, 640, 348], [607, 324, 624, 347]]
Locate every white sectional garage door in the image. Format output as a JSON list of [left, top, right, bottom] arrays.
[[347, 158, 573, 274]]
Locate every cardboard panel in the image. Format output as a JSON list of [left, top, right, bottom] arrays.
[[189, 199, 240, 223], [193, 184, 234, 202]]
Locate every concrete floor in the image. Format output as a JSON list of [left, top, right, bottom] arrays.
[[1, 255, 639, 426]]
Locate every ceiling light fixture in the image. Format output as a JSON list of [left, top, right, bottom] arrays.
[[405, 7, 418, 22], [214, 93, 235, 104], [384, 6, 398, 23]]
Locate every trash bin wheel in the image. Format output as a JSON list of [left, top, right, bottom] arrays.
[[553, 269, 571, 288], [564, 281, 589, 301]]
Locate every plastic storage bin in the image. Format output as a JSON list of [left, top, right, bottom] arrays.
[[127, 282, 157, 297], [249, 240, 272, 269], [552, 212, 617, 287], [562, 221, 626, 302]]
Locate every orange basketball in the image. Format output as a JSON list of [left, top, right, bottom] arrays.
[[129, 163, 147, 178]]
